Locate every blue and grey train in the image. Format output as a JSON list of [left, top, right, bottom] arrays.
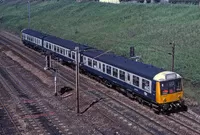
[[21, 29, 187, 113]]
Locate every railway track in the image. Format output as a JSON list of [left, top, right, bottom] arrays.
[[0, 96, 21, 135], [1, 31, 200, 135], [0, 67, 65, 135]]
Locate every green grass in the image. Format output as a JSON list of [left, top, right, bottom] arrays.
[[0, 0, 200, 102]]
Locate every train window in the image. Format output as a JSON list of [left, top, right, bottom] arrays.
[[161, 82, 168, 95], [72, 52, 75, 59], [83, 56, 87, 64], [103, 64, 105, 72], [127, 73, 130, 81], [83, 56, 86, 61], [119, 70, 125, 81], [57, 47, 60, 53], [88, 58, 92, 66], [175, 79, 182, 92], [69, 51, 71, 58], [46, 43, 49, 49], [62, 49, 65, 55], [54, 46, 56, 52], [49, 44, 51, 50], [106, 65, 111, 75], [168, 81, 175, 94], [93, 60, 97, 68], [112, 68, 118, 78], [132, 75, 139, 86], [99, 63, 101, 69], [60, 48, 63, 54], [142, 79, 150, 91], [51, 44, 54, 50], [65, 50, 68, 56]]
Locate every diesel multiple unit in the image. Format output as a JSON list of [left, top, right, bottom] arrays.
[[21, 28, 187, 113]]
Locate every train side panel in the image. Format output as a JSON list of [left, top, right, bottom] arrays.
[[81, 65, 157, 102]]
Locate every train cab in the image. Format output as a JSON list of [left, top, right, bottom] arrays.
[[154, 71, 185, 112]]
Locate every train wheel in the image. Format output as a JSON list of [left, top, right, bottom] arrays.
[[126, 91, 133, 99], [137, 97, 143, 104]]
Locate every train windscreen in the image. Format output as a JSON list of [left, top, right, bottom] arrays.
[[160, 79, 182, 95]]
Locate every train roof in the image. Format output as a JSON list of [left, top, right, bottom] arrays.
[[43, 33, 164, 79], [21, 29, 47, 39], [44, 35, 91, 51], [22, 29, 164, 79], [82, 49, 164, 79]]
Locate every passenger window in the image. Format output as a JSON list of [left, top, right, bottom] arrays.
[[57, 47, 60, 53], [93, 60, 97, 68], [72, 52, 75, 59], [99, 63, 101, 69], [68, 51, 71, 58], [83, 56, 86, 61], [103, 64, 105, 72], [119, 70, 125, 81], [88, 58, 92, 66], [54, 46, 56, 52], [83, 57, 86, 64], [142, 79, 150, 91], [65, 50, 68, 56], [60, 48, 63, 54], [132, 75, 139, 86], [62, 49, 65, 55], [112, 68, 118, 78], [127, 73, 130, 81], [106, 65, 111, 75]]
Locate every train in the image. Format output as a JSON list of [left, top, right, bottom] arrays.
[[21, 28, 187, 114]]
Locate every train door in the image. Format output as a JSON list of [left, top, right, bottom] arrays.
[[126, 72, 131, 85], [83, 56, 87, 66]]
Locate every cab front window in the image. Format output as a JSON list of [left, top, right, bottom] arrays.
[[175, 79, 182, 92], [160, 79, 182, 95], [161, 82, 168, 95]]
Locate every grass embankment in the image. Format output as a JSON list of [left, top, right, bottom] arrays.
[[0, 0, 199, 102]]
